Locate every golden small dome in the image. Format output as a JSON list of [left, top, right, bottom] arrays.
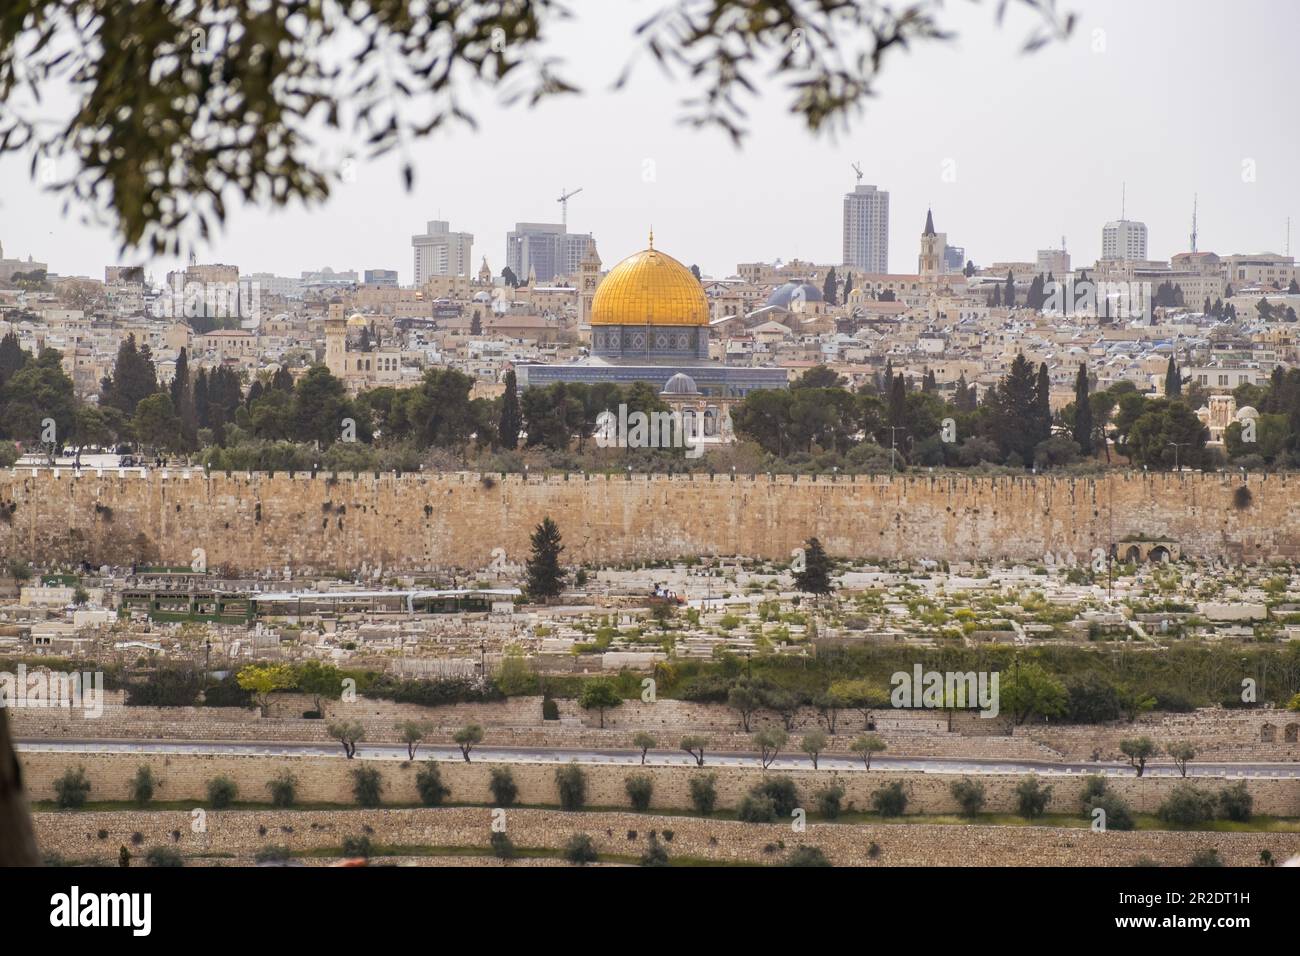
[[346, 313, 369, 327], [590, 238, 707, 327]]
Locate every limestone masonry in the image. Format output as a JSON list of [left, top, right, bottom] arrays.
[[1, 469, 1295, 571]]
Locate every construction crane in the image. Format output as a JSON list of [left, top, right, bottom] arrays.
[[850, 162, 863, 184], [557, 186, 583, 227]]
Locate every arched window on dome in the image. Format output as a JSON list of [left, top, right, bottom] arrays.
[[703, 407, 718, 437]]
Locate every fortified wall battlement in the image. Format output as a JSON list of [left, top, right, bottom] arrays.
[[0, 469, 1292, 571]]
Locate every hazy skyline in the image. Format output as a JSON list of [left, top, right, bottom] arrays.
[[1, 0, 1297, 283]]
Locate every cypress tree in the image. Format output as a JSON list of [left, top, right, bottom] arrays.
[[498, 369, 521, 450], [1072, 363, 1093, 456], [1035, 363, 1052, 445], [1164, 355, 1182, 398]]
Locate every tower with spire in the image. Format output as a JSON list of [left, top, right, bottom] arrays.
[[918, 208, 946, 278], [578, 237, 602, 329]]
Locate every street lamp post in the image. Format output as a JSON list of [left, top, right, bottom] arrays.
[[1167, 442, 1189, 471], [887, 426, 906, 472]]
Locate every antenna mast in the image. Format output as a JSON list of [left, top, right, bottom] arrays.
[[1190, 194, 1198, 253]]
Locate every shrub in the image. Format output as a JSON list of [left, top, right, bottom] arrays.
[[564, 833, 598, 865], [1015, 775, 1053, 819], [542, 698, 560, 720], [255, 845, 292, 864], [351, 766, 384, 808], [786, 846, 831, 867], [144, 847, 183, 867], [689, 773, 718, 815], [206, 776, 238, 809], [871, 781, 908, 817], [415, 761, 450, 807], [625, 773, 654, 812], [54, 766, 92, 809], [129, 766, 157, 806], [1217, 782, 1253, 822], [814, 784, 845, 819], [489, 767, 519, 807], [266, 771, 297, 808], [490, 831, 516, 861], [1157, 783, 1217, 828], [751, 776, 800, 817], [1079, 774, 1109, 810], [555, 763, 587, 811], [950, 777, 987, 817], [1190, 848, 1223, 867], [341, 835, 373, 859], [736, 793, 778, 823], [640, 833, 670, 867], [1087, 792, 1136, 831]]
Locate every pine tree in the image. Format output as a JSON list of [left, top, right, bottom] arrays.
[[794, 537, 833, 595], [888, 373, 907, 430], [470, 311, 483, 336], [1072, 363, 1093, 456], [843, 272, 854, 298], [498, 369, 521, 450], [526, 517, 566, 602], [1004, 272, 1016, 309], [992, 284, 1002, 307]]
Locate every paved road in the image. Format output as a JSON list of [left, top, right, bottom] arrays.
[[16, 738, 1300, 778]]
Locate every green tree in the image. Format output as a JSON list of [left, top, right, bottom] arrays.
[[129, 766, 158, 806], [236, 663, 294, 717], [680, 735, 708, 767], [1120, 736, 1159, 777], [555, 762, 587, 811], [489, 767, 518, 806], [1164, 355, 1182, 398], [794, 537, 833, 595], [753, 726, 788, 769], [351, 766, 384, 807], [850, 733, 887, 769], [632, 731, 656, 765], [1015, 775, 1053, 819], [1166, 740, 1196, 778], [800, 729, 828, 769], [398, 720, 430, 761], [525, 517, 566, 601], [578, 678, 622, 729], [1001, 662, 1067, 725], [950, 777, 986, 816], [689, 772, 717, 813], [625, 773, 654, 811], [327, 719, 366, 759], [415, 760, 450, 806], [132, 392, 182, 454], [1072, 363, 1093, 455], [53, 766, 91, 809], [454, 723, 484, 762], [498, 369, 521, 450], [99, 334, 158, 417], [1156, 783, 1215, 827], [563, 833, 598, 864]]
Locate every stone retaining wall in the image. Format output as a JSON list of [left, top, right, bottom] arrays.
[[19, 751, 1300, 817], [32, 806, 1300, 868]]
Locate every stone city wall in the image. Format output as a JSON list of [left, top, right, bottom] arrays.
[[0, 469, 1293, 571], [32, 807, 1300, 867], [19, 751, 1300, 817]]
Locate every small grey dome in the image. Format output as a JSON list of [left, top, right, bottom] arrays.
[[662, 372, 699, 395], [766, 280, 824, 309]]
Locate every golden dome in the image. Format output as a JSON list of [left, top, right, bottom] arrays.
[[346, 313, 369, 327], [590, 236, 708, 327]]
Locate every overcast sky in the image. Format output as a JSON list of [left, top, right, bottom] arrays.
[[1, 0, 1297, 283]]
